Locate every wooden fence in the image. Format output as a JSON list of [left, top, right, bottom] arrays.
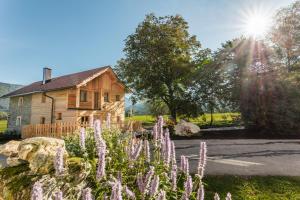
[[21, 120, 143, 139]]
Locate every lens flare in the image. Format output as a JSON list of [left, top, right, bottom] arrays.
[[239, 6, 273, 38]]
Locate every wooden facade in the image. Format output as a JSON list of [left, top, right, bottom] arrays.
[[34, 70, 124, 125]]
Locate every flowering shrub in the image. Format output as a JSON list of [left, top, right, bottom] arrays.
[[30, 116, 231, 199]]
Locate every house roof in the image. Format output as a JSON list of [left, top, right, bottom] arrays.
[[1, 66, 113, 98]]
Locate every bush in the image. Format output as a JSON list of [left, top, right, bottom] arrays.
[[0, 129, 21, 140], [63, 125, 209, 199], [0, 112, 7, 120]]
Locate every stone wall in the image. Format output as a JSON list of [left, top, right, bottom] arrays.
[[8, 95, 32, 131]]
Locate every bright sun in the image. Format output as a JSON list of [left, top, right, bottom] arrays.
[[241, 8, 272, 38]]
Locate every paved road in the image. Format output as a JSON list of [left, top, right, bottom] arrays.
[[174, 139, 300, 176]]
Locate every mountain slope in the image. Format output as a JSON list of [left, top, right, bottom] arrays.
[[0, 82, 23, 111], [125, 96, 149, 115]]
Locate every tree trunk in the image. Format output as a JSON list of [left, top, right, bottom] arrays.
[[170, 108, 177, 124]]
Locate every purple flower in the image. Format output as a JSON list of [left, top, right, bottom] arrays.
[[137, 173, 144, 193], [157, 116, 164, 139], [106, 113, 111, 130], [180, 155, 185, 171], [54, 147, 64, 176], [144, 166, 155, 193], [144, 140, 150, 163], [149, 175, 160, 197], [182, 175, 193, 200], [185, 158, 189, 175], [196, 184, 204, 200], [124, 186, 136, 200], [171, 141, 176, 165], [80, 127, 86, 151], [163, 129, 171, 166], [31, 181, 43, 200], [214, 193, 220, 200], [157, 190, 166, 200], [137, 166, 155, 195], [153, 123, 158, 143], [197, 142, 207, 178], [94, 120, 107, 157], [180, 156, 189, 175], [130, 140, 143, 161], [117, 171, 122, 183], [226, 192, 232, 200], [170, 164, 177, 191], [82, 188, 93, 200], [54, 190, 63, 200], [94, 120, 101, 137], [96, 142, 106, 180], [110, 180, 122, 200]]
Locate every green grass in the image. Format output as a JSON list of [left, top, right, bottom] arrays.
[[0, 120, 7, 133], [126, 113, 241, 128], [204, 176, 300, 200]]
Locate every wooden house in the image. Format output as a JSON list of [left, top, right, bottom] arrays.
[[1, 66, 125, 137]]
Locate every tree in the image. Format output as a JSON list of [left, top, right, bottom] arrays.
[[193, 60, 224, 125], [115, 14, 210, 122], [145, 100, 169, 117], [270, 1, 300, 72]]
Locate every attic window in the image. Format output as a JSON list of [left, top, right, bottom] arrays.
[[57, 113, 62, 120], [18, 97, 24, 107], [104, 92, 109, 102], [40, 117, 46, 124], [80, 90, 88, 102]]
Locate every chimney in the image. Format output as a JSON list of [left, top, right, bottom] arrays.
[[43, 67, 52, 84]]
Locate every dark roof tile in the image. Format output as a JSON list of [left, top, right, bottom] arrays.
[[1, 66, 110, 98]]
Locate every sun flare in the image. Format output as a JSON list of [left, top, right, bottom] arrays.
[[241, 8, 273, 38]]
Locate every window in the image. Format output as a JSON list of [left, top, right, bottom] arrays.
[[80, 90, 88, 102], [81, 116, 89, 124], [41, 94, 46, 103], [116, 95, 120, 101], [57, 113, 62, 120], [16, 116, 22, 126], [18, 97, 24, 107], [40, 117, 46, 124], [104, 92, 109, 102], [94, 92, 99, 109]]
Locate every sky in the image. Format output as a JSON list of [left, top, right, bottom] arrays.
[[0, 0, 295, 85]]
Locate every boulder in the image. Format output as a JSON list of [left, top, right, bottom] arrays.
[[17, 137, 68, 173], [174, 120, 201, 137], [6, 157, 26, 167], [0, 140, 20, 157]]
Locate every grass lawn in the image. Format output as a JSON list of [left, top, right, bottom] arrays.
[[204, 176, 300, 200], [126, 113, 241, 128], [0, 120, 7, 133]]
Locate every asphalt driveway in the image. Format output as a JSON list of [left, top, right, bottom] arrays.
[[174, 139, 300, 176]]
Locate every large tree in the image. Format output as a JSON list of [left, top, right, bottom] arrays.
[[115, 14, 210, 121], [270, 1, 300, 72]]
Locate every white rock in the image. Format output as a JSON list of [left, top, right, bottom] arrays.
[[17, 137, 68, 173], [174, 120, 201, 137], [0, 140, 20, 157]]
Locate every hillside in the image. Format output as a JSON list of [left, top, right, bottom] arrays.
[[0, 82, 23, 111], [125, 96, 149, 115]]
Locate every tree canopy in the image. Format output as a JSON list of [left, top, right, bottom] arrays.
[[115, 14, 211, 121]]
